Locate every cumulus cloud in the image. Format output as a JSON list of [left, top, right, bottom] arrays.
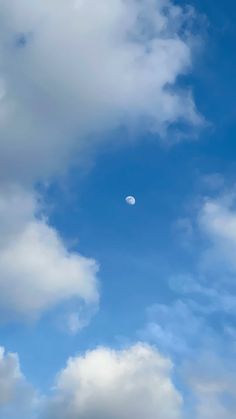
[[0, 0, 202, 183], [0, 0, 203, 326], [0, 185, 98, 322], [2, 342, 236, 419], [3, 339, 236, 419], [0, 346, 37, 418], [42, 344, 182, 419]]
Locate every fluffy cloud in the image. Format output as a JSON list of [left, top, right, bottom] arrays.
[[0, 0, 202, 324], [42, 344, 182, 419], [3, 341, 236, 419], [0, 185, 98, 322], [2, 342, 236, 419], [0, 0, 202, 183], [0, 344, 182, 419], [0, 346, 37, 418]]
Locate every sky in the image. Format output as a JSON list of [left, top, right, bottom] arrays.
[[0, 0, 236, 418]]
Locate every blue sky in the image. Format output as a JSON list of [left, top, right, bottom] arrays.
[[0, 1, 236, 418]]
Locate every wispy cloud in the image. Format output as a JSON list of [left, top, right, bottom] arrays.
[[140, 184, 236, 418]]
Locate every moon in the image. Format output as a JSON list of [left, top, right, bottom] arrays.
[[125, 196, 136, 205]]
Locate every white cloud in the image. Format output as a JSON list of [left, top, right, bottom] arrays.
[[0, 346, 37, 418], [42, 343, 182, 419], [171, 191, 236, 416], [139, 187, 236, 419], [184, 354, 236, 419], [168, 189, 236, 317], [198, 193, 236, 274], [139, 300, 207, 355], [0, 0, 202, 183], [2, 343, 236, 419], [0, 185, 98, 322], [0, 347, 22, 405], [0, 0, 203, 325], [67, 312, 83, 335]]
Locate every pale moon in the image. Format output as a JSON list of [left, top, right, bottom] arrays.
[[125, 196, 136, 205]]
